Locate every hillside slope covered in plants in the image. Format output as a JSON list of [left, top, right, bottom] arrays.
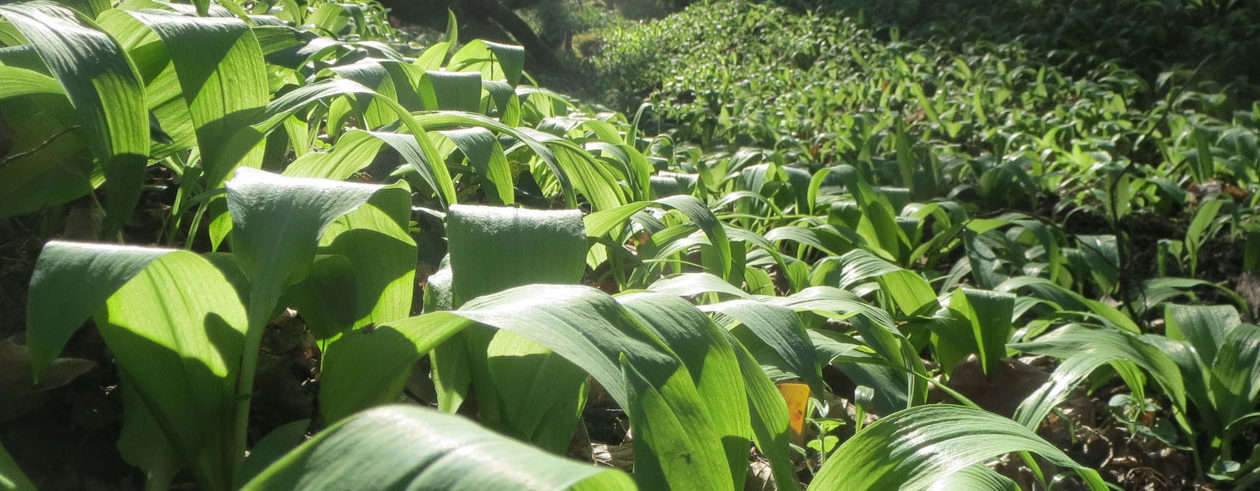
[[1, 0, 1258, 489]]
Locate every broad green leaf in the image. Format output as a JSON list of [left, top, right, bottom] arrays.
[[244, 405, 634, 490], [411, 112, 566, 206], [107, 9, 269, 185], [948, 288, 1015, 375], [585, 196, 731, 280], [236, 419, 309, 487], [323, 284, 730, 488], [318, 319, 465, 423], [450, 39, 525, 86], [441, 204, 591, 452], [95, 251, 246, 490], [1165, 304, 1239, 365], [1011, 325, 1186, 430], [419, 70, 482, 112], [27, 242, 246, 489], [617, 292, 750, 489], [443, 8, 458, 55], [832, 165, 908, 259], [655, 194, 731, 279], [446, 204, 587, 305], [809, 405, 1104, 490], [422, 264, 470, 413], [0, 2, 148, 235], [769, 286, 897, 334], [765, 226, 858, 257], [1211, 323, 1260, 429], [648, 272, 750, 299], [1187, 199, 1224, 250], [26, 241, 173, 379], [442, 127, 513, 204], [226, 168, 381, 328], [838, 249, 937, 316], [484, 332, 589, 453], [289, 256, 358, 339], [217, 79, 456, 205], [225, 168, 407, 465], [620, 357, 731, 490], [0, 439, 34, 491], [701, 300, 826, 398], [931, 464, 1019, 491], [323, 59, 407, 130], [316, 182, 416, 330], [996, 276, 1141, 332], [810, 329, 910, 414], [0, 65, 62, 98], [284, 129, 387, 180], [0, 68, 90, 217], [729, 330, 798, 490]]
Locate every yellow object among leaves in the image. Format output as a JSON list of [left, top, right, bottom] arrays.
[[776, 382, 810, 446]]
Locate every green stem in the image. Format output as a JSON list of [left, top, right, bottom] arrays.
[[229, 287, 282, 482]]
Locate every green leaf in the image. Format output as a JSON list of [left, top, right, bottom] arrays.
[[809, 405, 1104, 490], [932, 464, 1019, 491], [437, 204, 588, 434], [1011, 325, 1187, 430], [810, 329, 909, 414], [289, 255, 358, 339], [589, 194, 733, 278], [948, 288, 1015, 375], [832, 165, 908, 259], [0, 2, 148, 235], [450, 39, 525, 86], [225, 169, 409, 468], [442, 204, 592, 453], [617, 292, 750, 489], [117, 382, 179, 491], [446, 204, 588, 304], [217, 79, 456, 205], [318, 319, 464, 423], [620, 357, 731, 490], [1210, 323, 1260, 429], [316, 182, 416, 331], [484, 332, 589, 453], [105, 9, 269, 185], [283, 129, 385, 180], [236, 420, 309, 487], [442, 127, 514, 205], [729, 330, 798, 490], [95, 252, 246, 490], [0, 438, 35, 491], [25, 241, 171, 379], [0, 65, 62, 98], [244, 405, 635, 490], [701, 300, 826, 398], [226, 168, 381, 327], [443, 8, 458, 52], [419, 70, 482, 112], [838, 249, 937, 316], [327, 284, 731, 488], [648, 272, 750, 299], [27, 242, 247, 489], [1164, 304, 1239, 365]]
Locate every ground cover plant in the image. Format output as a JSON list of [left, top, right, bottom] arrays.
[[0, 0, 1258, 489]]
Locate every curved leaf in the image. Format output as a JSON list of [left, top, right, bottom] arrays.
[[1011, 324, 1187, 429], [244, 405, 634, 490], [0, 2, 148, 234], [809, 405, 1104, 490], [108, 9, 269, 182]]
